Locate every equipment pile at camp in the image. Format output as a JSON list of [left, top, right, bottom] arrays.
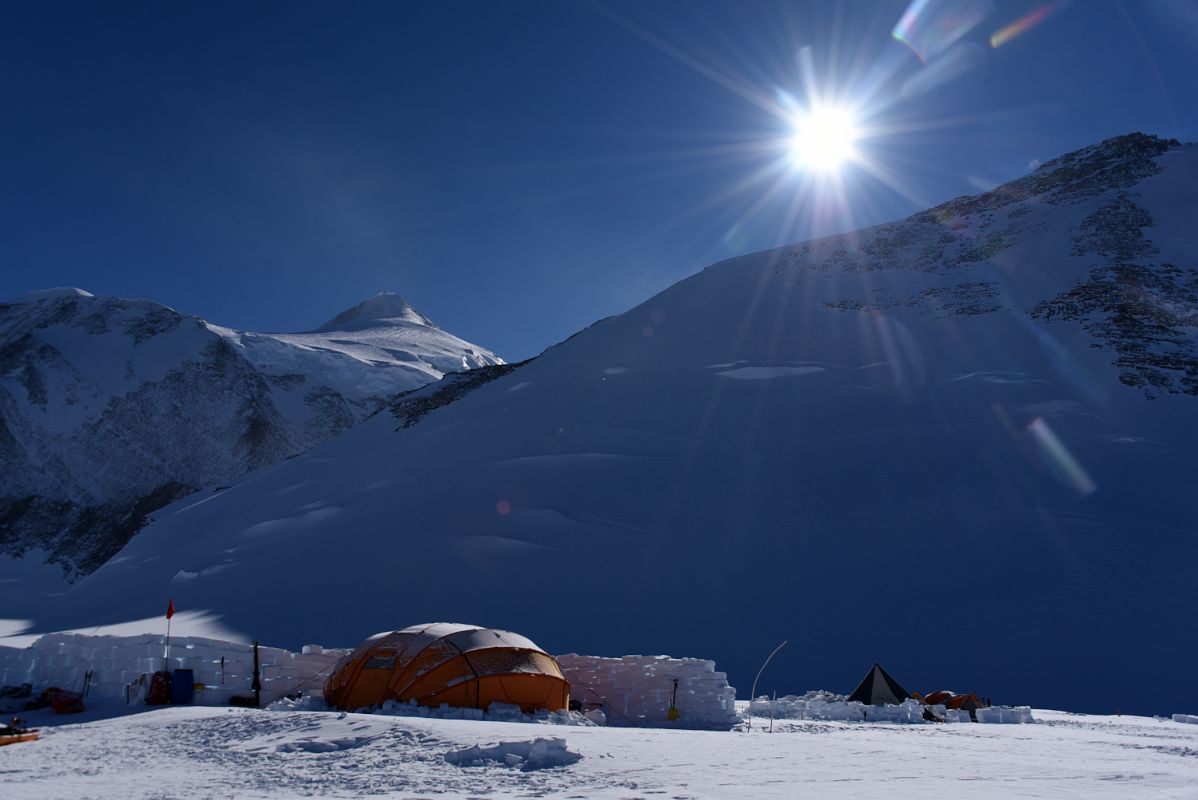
[[748, 663, 1033, 725], [0, 715, 39, 746], [1, 619, 1038, 737]]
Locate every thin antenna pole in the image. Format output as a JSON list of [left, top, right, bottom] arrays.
[[747, 640, 788, 731]]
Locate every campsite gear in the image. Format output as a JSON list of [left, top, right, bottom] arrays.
[[0, 719, 39, 746], [171, 669, 195, 704], [0, 683, 33, 713], [252, 640, 261, 708], [23, 688, 54, 711], [923, 689, 987, 720], [668, 678, 680, 721], [126, 674, 147, 704], [146, 671, 172, 705], [0, 730, 39, 746], [0, 683, 32, 700], [848, 663, 912, 705], [47, 688, 85, 714], [164, 597, 175, 671], [325, 622, 570, 713]]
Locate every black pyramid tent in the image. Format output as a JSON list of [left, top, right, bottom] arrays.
[[847, 663, 912, 705]]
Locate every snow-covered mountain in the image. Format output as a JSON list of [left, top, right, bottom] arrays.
[[0, 290, 501, 582], [18, 133, 1198, 714]]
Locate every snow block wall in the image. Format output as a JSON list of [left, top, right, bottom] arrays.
[[750, 693, 928, 724], [0, 633, 347, 706], [975, 705, 1035, 724], [749, 692, 1035, 724], [557, 654, 738, 730], [0, 645, 25, 686]]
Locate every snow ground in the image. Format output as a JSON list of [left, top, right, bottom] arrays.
[[4, 703, 1197, 799]]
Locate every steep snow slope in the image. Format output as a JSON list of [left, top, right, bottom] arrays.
[[0, 290, 500, 582], [23, 134, 1198, 715]]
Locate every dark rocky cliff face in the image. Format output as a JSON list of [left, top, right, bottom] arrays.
[[805, 133, 1195, 397], [1025, 136, 1196, 397]]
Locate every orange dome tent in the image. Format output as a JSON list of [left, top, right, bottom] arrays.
[[324, 622, 570, 713]]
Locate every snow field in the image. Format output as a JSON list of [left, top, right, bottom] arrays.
[[4, 705, 1198, 799]]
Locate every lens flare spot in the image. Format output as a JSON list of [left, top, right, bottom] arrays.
[[893, 0, 995, 61], [496, 500, 511, 515], [990, 1, 1066, 49], [1027, 418, 1096, 496]]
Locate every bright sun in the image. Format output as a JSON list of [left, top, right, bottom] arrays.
[[788, 107, 860, 172]]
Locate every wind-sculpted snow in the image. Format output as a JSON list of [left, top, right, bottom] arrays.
[[19, 133, 1198, 717], [4, 705, 1198, 798], [0, 291, 501, 583]]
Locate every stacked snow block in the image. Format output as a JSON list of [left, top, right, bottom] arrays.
[[752, 692, 1035, 724], [752, 689, 920, 723], [2, 633, 347, 706], [755, 695, 929, 723], [556, 653, 737, 730], [0, 644, 30, 686], [974, 706, 1034, 724], [752, 692, 872, 722]]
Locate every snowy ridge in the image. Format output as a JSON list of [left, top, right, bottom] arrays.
[[0, 290, 501, 583], [16, 133, 1198, 716]]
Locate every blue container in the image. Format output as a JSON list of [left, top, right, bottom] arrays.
[[171, 669, 195, 704]]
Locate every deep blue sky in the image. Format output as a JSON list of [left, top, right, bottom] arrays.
[[2, 0, 1196, 359]]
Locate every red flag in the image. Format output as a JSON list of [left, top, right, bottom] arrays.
[[166, 598, 175, 620]]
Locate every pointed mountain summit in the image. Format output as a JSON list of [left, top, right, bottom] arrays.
[[0, 289, 501, 584], [26, 133, 1198, 715], [314, 292, 439, 332]]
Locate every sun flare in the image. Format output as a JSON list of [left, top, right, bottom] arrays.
[[788, 107, 860, 172]]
